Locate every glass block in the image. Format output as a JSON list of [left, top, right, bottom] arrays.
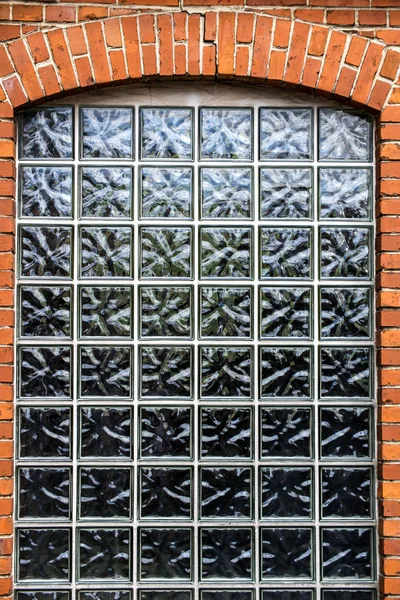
[[81, 167, 133, 218], [201, 407, 252, 459], [80, 407, 132, 459], [19, 407, 71, 459], [20, 286, 72, 338], [17, 528, 70, 581], [320, 227, 371, 279], [200, 286, 252, 339], [140, 346, 192, 398], [320, 287, 371, 339], [260, 108, 312, 160], [20, 226, 72, 278], [81, 107, 133, 159], [80, 226, 132, 278], [200, 168, 252, 219], [141, 108, 193, 159], [79, 593, 131, 600], [322, 591, 374, 600], [262, 593, 313, 600], [79, 467, 131, 519], [201, 467, 252, 519], [260, 168, 312, 219], [260, 287, 311, 339], [80, 286, 132, 338], [78, 528, 131, 580], [80, 346, 132, 398], [321, 467, 372, 519], [260, 408, 312, 459], [200, 346, 252, 399], [320, 408, 371, 459], [140, 593, 192, 600], [200, 108, 252, 160], [319, 168, 372, 220], [19, 346, 71, 399], [140, 166, 193, 219], [201, 528, 253, 580], [139, 528, 192, 580], [320, 347, 371, 398], [319, 109, 372, 161], [200, 227, 253, 279], [140, 226, 193, 279], [20, 166, 73, 218], [260, 347, 312, 399], [202, 593, 254, 600], [140, 406, 192, 458], [321, 528, 373, 580], [260, 228, 311, 279], [261, 528, 313, 580], [261, 468, 312, 519], [140, 467, 192, 519], [17, 593, 71, 600], [20, 107, 73, 159], [18, 467, 70, 519], [140, 286, 192, 338]]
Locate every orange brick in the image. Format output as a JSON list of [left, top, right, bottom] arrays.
[[109, 50, 127, 81], [0, 538, 12, 556], [27, 31, 49, 64], [381, 49, 400, 81], [237, 13, 254, 44], [0, 423, 12, 440], [250, 15, 272, 79], [268, 50, 286, 82], [67, 25, 87, 56], [381, 143, 400, 161], [158, 14, 173, 77], [174, 13, 187, 41], [38, 64, 62, 97], [13, 4, 42, 22], [326, 10, 355, 26], [105, 19, 122, 48], [188, 14, 200, 77], [203, 45, 216, 78], [174, 44, 186, 76], [204, 12, 216, 42], [141, 44, 157, 76], [0, 499, 12, 517], [8, 39, 43, 102], [46, 6, 76, 23], [235, 45, 249, 77], [301, 57, 321, 89], [352, 42, 384, 106], [360, 9, 387, 25], [218, 12, 235, 77], [308, 25, 328, 57], [369, 79, 392, 111], [0, 517, 12, 536], [273, 18, 291, 49], [381, 425, 400, 441], [47, 29, 78, 92], [294, 9, 324, 23], [85, 21, 111, 85], [0, 577, 11, 595], [139, 14, 156, 43], [318, 30, 347, 94], [75, 56, 94, 88], [121, 17, 141, 79], [346, 36, 368, 68], [390, 10, 400, 26], [0, 25, 20, 42], [335, 66, 357, 99], [3, 75, 27, 107], [78, 7, 108, 21]]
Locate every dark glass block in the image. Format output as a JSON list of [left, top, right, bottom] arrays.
[[80, 407, 132, 459], [18, 467, 70, 519], [140, 226, 192, 279], [80, 226, 132, 278], [80, 346, 131, 398], [262, 592, 313, 600], [261, 468, 312, 519], [201, 528, 253, 580], [140, 467, 192, 519], [260, 168, 312, 219], [20, 346, 71, 398], [20, 226, 72, 278], [202, 593, 254, 600], [321, 528, 373, 580], [319, 168, 372, 220], [322, 591, 374, 600], [141, 166, 192, 219], [200, 168, 252, 218], [140, 593, 192, 600], [261, 528, 313, 580], [20, 166, 73, 218], [320, 408, 371, 459], [260, 347, 311, 398], [260, 108, 312, 160], [261, 408, 311, 459], [320, 227, 371, 279], [200, 109, 252, 160], [20, 286, 72, 338], [19, 407, 71, 459], [200, 227, 252, 279], [319, 109, 372, 161], [79, 467, 131, 519], [81, 167, 132, 218], [320, 347, 371, 398], [139, 528, 192, 580], [260, 287, 311, 338], [140, 346, 192, 398], [140, 286, 192, 338], [200, 286, 252, 338], [140, 407, 192, 458], [79, 528, 131, 580], [261, 228, 311, 279], [17, 593, 71, 600], [320, 287, 371, 338], [21, 107, 73, 159], [201, 407, 252, 459], [201, 346, 252, 398], [141, 108, 193, 160], [17, 528, 70, 581], [81, 108, 133, 159], [79, 593, 131, 600], [321, 468, 372, 519], [80, 286, 132, 337], [201, 468, 252, 519]]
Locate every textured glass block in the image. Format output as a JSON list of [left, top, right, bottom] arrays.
[[262, 591, 313, 600], [321, 467, 372, 519], [260, 287, 311, 339], [319, 109, 372, 161], [140, 593, 192, 600], [81, 108, 133, 159], [200, 108, 252, 160], [261, 228, 311, 279], [260, 347, 311, 399], [80, 286, 132, 338], [320, 408, 371, 459], [80, 407, 132, 459], [200, 286, 252, 338], [320, 347, 371, 398], [81, 167, 132, 218], [78, 528, 131, 580], [21, 107, 73, 159], [201, 528, 253, 580], [201, 346, 252, 399], [140, 167, 193, 219], [200, 168, 252, 219], [140, 407, 192, 458], [260, 168, 312, 219], [201, 407, 252, 459], [200, 227, 252, 279], [140, 227, 192, 279], [261, 468, 312, 519], [320, 227, 371, 279], [201, 468, 252, 519], [322, 592, 374, 600], [260, 108, 312, 160], [19, 407, 71, 459], [320, 287, 371, 339], [20, 286, 72, 338], [261, 408, 311, 459], [80, 227, 132, 278], [20, 226, 72, 278], [79, 467, 131, 519], [202, 593, 254, 600], [17, 528, 70, 581], [20, 166, 73, 218], [80, 346, 131, 398], [261, 528, 313, 580], [140, 467, 192, 519], [140, 346, 192, 398], [19, 346, 71, 398], [79, 593, 131, 600], [140, 286, 192, 338], [321, 528, 373, 580], [141, 108, 193, 159], [17, 593, 71, 600], [139, 528, 192, 580], [18, 467, 70, 519], [319, 168, 372, 220]]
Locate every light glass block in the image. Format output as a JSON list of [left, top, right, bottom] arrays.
[[260, 108, 312, 160], [321, 467, 372, 519], [17, 528, 71, 581], [201, 407, 252, 459], [200, 108, 253, 160], [260, 347, 312, 399], [81, 108, 133, 159], [20, 286, 72, 338], [260, 408, 312, 459], [80, 286, 132, 338], [320, 347, 371, 399], [320, 408, 371, 459], [140, 166, 193, 219], [19, 346, 71, 399], [200, 346, 253, 399], [79, 346, 132, 398], [320, 227, 371, 279], [260, 227, 311, 279], [81, 167, 133, 219], [260, 168, 312, 219], [20, 107, 73, 159], [319, 168, 372, 220], [321, 528, 373, 580], [320, 287, 371, 339], [260, 287, 311, 339], [80, 226, 133, 279], [139, 528, 192, 580], [140, 226, 193, 279], [140, 346, 193, 398], [200, 286, 252, 339], [20, 166, 73, 218], [20, 226, 73, 279], [140, 286, 193, 338], [200, 168, 252, 219], [319, 109, 372, 161], [141, 108, 193, 159], [200, 227, 253, 279]]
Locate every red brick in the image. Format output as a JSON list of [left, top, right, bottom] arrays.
[[237, 13, 254, 44], [390, 11, 400, 26], [326, 10, 355, 26], [13, 5, 43, 22], [85, 21, 111, 85], [158, 14, 173, 77], [46, 6, 76, 23], [47, 29, 78, 91], [360, 9, 387, 26], [251, 15, 272, 79], [0, 25, 20, 42], [8, 39, 43, 102]]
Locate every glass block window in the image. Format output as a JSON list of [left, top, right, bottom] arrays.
[[16, 99, 376, 599]]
